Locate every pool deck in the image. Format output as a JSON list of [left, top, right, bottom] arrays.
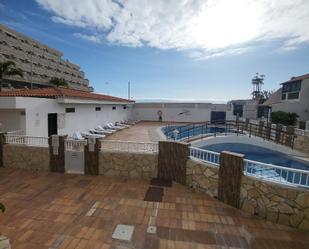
[[1, 168, 309, 249], [104, 121, 166, 142]]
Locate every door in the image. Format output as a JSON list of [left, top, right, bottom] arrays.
[[211, 111, 226, 124], [48, 113, 58, 136]]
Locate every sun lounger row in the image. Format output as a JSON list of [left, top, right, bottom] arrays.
[[71, 120, 139, 140]]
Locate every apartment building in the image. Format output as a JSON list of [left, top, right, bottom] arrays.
[[0, 24, 92, 91]]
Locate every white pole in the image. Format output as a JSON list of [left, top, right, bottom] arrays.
[[128, 81, 131, 99]]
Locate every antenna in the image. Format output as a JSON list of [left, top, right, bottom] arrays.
[[251, 73, 265, 100], [128, 81, 131, 99]]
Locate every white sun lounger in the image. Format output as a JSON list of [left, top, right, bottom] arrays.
[[72, 131, 84, 140], [116, 121, 130, 128], [96, 125, 115, 134], [106, 123, 124, 130], [89, 128, 106, 135], [81, 131, 105, 138]]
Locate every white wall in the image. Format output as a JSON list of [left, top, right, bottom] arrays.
[[11, 97, 133, 137], [133, 103, 234, 122], [0, 109, 25, 132]]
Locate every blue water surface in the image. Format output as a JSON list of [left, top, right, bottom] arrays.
[[201, 143, 309, 171], [163, 125, 233, 140]]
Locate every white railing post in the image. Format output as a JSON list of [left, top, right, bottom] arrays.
[[4, 134, 49, 147], [189, 146, 220, 166]]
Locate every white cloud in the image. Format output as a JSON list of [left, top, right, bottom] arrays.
[[36, 0, 309, 59], [73, 33, 101, 43]]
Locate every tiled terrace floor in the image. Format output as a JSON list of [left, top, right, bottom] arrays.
[[104, 122, 166, 142], [1, 169, 309, 249]]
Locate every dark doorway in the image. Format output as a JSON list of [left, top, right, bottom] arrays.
[[48, 113, 58, 136], [211, 111, 226, 124]]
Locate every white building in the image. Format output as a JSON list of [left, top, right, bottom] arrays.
[[0, 87, 133, 137], [133, 102, 234, 122], [263, 74, 309, 125]]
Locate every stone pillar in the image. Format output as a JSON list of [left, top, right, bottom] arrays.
[[245, 118, 249, 130], [286, 126, 295, 147], [306, 121, 309, 130], [265, 122, 271, 140], [158, 141, 189, 185], [84, 138, 101, 175], [258, 121, 264, 138], [0, 132, 6, 168], [275, 124, 283, 143], [218, 151, 244, 208], [49, 135, 66, 173]]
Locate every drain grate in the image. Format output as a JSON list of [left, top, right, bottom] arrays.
[[144, 187, 164, 202], [150, 178, 172, 187], [112, 224, 135, 241]]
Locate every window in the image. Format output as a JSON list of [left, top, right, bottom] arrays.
[[95, 107, 101, 111], [287, 92, 299, 100], [65, 107, 75, 113], [112, 106, 116, 110], [123, 105, 127, 110], [281, 80, 301, 100]]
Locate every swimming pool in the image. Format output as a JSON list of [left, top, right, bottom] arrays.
[[201, 143, 309, 171], [200, 142, 309, 186], [162, 124, 234, 140]]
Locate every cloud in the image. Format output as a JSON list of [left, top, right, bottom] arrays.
[[36, 0, 309, 59], [73, 33, 101, 43]]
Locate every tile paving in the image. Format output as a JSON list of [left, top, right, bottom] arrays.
[[104, 121, 166, 142], [1, 168, 309, 248]]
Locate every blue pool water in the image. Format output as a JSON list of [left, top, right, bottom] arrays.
[[163, 125, 234, 140], [201, 143, 309, 171]]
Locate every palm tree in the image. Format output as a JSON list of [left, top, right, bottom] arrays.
[[49, 77, 69, 88], [0, 202, 5, 213], [0, 61, 23, 91]]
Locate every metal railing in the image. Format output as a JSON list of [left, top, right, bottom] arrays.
[[65, 139, 87, 151], [189, 147, 220, 166], [101, 140, 158, 154], [244, 159, 309, 188], [5, 134, 49, 147], [295, 128, 309, 137]]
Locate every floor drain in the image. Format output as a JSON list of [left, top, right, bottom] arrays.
[[147, 225, 157, 234], [112, 224, 135, 241]]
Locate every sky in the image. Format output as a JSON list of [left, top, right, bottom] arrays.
[[1, 0, 309, 101]]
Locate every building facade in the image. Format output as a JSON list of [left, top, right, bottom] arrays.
[[0, 24, 92, 91], [264, 74, 309, 125], [0, 87, 133, 137]]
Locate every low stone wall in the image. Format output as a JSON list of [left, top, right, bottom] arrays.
[[3, 144, 50, 171], [186, 158, 309, 230], [186, 159, 219, 197], [99, 151, 158, 179], [240, 176, 309, 230], [294, 135, 309, 155]]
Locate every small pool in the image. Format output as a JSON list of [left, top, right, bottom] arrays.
[[162, 124, 234, 140], [201, 143, 309, 171]]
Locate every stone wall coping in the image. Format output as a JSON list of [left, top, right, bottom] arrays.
[[100, 150, 158, 156], [4, 144, 49, 149]]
